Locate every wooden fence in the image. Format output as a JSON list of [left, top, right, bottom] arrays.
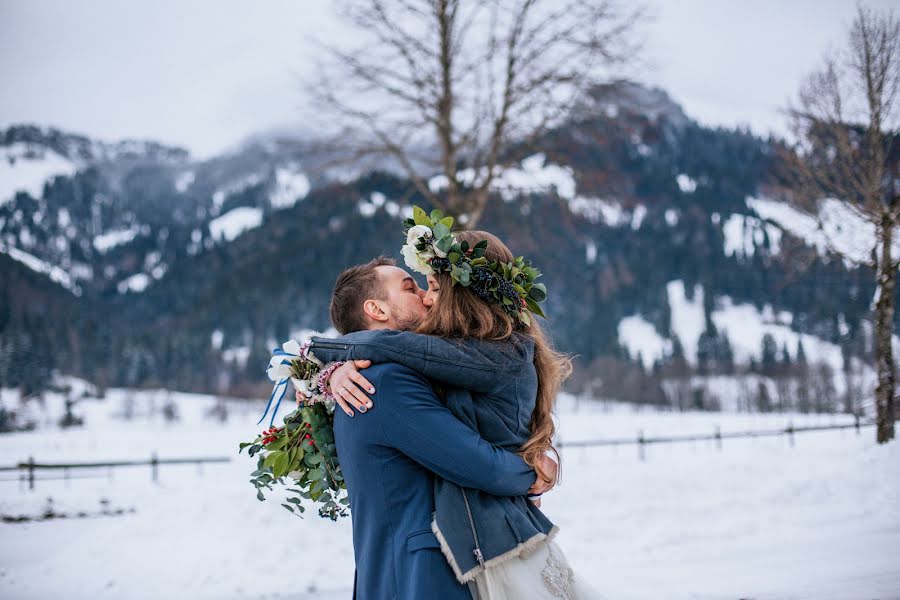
[[0, 417, 880, 488], [557, 415, 876, 460], [0, 454, 231, 490]]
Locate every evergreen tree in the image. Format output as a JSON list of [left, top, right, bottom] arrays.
[[761, 333, 778, 376], [780, 342, 792, 366], [796, 339, 808, 365]]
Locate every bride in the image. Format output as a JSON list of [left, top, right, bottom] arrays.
[[304, 213, 605, 599]]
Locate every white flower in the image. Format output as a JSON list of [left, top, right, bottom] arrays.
[[282, 339, 303, 356], [291, 377, 314, 397], [406, 225, 433, 245], [401, 243, 434, 276]]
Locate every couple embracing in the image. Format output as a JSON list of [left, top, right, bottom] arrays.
[[299, 211, 604, 599]]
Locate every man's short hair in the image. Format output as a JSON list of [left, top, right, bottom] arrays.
[[330, 256, 396, 334]]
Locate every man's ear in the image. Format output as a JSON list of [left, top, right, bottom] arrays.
[[362, 299, 390, 324]]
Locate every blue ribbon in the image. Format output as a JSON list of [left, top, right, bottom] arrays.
[[257, 346, 300, 428], [257, 378, 289, 428]]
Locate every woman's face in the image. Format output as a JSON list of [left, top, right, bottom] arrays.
[[423, 274, 441, 309]]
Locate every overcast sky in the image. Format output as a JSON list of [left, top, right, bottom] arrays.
[[1, 0, 895, 159]]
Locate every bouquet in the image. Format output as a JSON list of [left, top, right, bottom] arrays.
[[239, 339, 349, 520]]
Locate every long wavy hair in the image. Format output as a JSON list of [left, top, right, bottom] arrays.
[[415, 230, 572, 483]]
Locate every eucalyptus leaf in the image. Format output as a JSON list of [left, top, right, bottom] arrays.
[[529, 283, 547, 302]]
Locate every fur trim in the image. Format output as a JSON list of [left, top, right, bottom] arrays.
[[431, 519, 560, 584]]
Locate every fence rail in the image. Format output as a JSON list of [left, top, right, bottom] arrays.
[[0, 454, 231, 490], [558, 415, 877, 460]]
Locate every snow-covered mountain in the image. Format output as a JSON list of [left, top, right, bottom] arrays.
[[0, 82, 887, 414]]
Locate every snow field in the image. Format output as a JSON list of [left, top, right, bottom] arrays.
[[0, 387, 897, 600]]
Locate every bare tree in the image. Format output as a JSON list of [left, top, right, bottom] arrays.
[[310, 0, 647, 228], [784, 4, 899, 442]]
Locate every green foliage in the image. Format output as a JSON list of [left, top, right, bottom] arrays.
[[239, 403, 349, 521]]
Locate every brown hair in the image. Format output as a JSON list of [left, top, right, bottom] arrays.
[[330, 256, 395, 334], [416, 231, 572, 483]]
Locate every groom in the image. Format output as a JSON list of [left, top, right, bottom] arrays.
[[308, 257, 551, 600]]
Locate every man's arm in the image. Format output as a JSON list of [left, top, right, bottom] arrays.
[[371, 364, 535, 497], [310, 330, 530, 394]]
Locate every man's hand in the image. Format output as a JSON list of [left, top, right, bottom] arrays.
[[527, 454, 558, 496], [329, 360, 375, 417]]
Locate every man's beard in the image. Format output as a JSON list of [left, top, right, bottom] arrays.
[[395, 311, 423, 332]]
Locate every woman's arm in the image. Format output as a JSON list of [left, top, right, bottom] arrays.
[[310, 330, 531, 394]]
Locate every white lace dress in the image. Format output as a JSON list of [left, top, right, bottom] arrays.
[[467, 540, 607, 600]]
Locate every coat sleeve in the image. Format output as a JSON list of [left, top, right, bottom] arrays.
[[310, 330, 530, 394], [372, 364, 535, 497]]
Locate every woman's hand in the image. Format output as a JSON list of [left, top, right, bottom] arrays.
[[527, 454, 558, 496], [329, 360, 375, 417]]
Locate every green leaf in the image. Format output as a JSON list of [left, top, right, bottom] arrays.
[[265, 437, 287, 452], [432, 222, 450, 239], [263, 451, 284, 468], [474, 240, 488, 250], [272, 452, 290, 479], [413, 206, 431, 226], [439, 216, 454, 229], [525, 297, 546, 318], [528, 283, 547, 302], [436, 237, 453, 255], [304, 453, 323, 466], [281, 503, 295, 513], [448, 252, 460, 264], [430, 209, 444, 223]]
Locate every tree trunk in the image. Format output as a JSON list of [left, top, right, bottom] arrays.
[[874, 210, 896, 443]]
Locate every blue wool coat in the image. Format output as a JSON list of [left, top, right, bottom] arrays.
[[310, 330, 557, 584], [331, 363, 536, 600]]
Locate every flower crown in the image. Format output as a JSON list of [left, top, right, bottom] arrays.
[[400, 206, 547, 327]]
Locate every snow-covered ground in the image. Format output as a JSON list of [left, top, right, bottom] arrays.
[[1, 385, 897, 600]]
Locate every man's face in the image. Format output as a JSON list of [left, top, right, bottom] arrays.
[[372, 265, 427, 330]]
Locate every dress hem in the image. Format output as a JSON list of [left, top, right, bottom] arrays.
[[431, 518, 561, 584]]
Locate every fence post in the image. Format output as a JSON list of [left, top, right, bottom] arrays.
[[27, 456, 35, 491], [714, 426, 722, 451], [151, 452, 159, 483], [855, 414, 860, 436], [787, 421, 795, 447], [637, 430, 645, 461]]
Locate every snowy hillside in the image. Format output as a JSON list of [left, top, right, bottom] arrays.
[[1, 383, 897, 600], [747, 195, 900, 267], [0, 142, 78, 206]]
